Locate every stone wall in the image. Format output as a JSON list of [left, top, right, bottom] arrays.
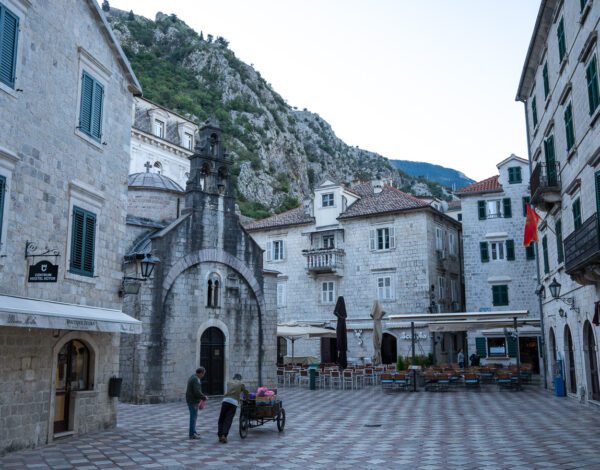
[[127, 189, 183, 224]]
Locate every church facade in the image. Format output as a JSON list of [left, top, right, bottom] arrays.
[[120, 122, 277, 403]]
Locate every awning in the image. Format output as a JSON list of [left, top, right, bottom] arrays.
[[0, 294, 142, 334], [277, 323, 336, 339], [387, 311, 533, 333], [388, 310, 530, 322], [428, 319, 541, 332]]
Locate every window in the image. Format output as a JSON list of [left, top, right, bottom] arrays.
[[322, 281, 335, 304], [522, 196, 530, 217], [435, 227, 444, 251], [322, 234, 335, 249], [184, 132, 193, 150], [481, 199, 511, 219], [492, 285, 509, 306], [0, 3, 18, 88], [448, 232, 456, 256], [0, 174, 5, 247], [553, 219, 564, 264], [490, 241, 505, 260], [370, 227, 395, 251], [322, 193, 334, 207], [277, 283, 286, 307], [457, 213, 462, 222], [542, 62, 550, 100], [79, 72, 104, 141], [564, 103, 575, 151], [526, 243, 536, 260], [267, 240, 285, 261], [542, 235, 549, 274], [572, 198, 582, 230], [486, 200, 502, 218], [69, 206, 96, 277], [506, 239, 515, 261], [377, 276, 393, 301], [487, 337, 507, 357], [154, 119, 165, 139], [437, 276, 445, 300], [450, 279, 458, 303], [581, 0, 589, 12], [508, 167, 522, 184], [586, 56, 600, 115], [206, 273, 220, 308], [480, 242, 489, 263], [532, 96, 538, 128], [557, 17, 566, 63]]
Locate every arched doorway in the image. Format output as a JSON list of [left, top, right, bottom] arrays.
[[54, 340, 90, 434], [564, 325, 577, 394], [549, 327, 557, 376], [381, 333, 397, 365], [583, 321, 600, 401], [200, 327, 225, 395]]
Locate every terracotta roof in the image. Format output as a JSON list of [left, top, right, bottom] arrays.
[[456, 176, 502, 195], [245, 207, 314, 231], [338, 185, 429, 219]]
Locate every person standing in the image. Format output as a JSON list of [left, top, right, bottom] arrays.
[[217, 374, 249, 443], [186, 367, 207, 439], [457, 349, 465, 369], [469, 351, 481, 367]]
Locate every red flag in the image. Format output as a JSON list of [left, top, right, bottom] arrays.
[[523, 203, 541, 247]]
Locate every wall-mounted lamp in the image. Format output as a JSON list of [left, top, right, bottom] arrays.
[[535, 284, 546, 300], [558, 308, 567, 318], [119, 253, 160, 296], [549, 277, 580, 313]]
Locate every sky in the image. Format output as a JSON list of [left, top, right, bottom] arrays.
[[110, 0, 541, 182]]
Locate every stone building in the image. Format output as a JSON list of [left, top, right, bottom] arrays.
[[0, 0, 141, 454], [457, 156, 541, 370], [517, 0, 600, 400], [120, 121, 277, 403], [129, 96, 198, 188], [246, 179, 464, 365]]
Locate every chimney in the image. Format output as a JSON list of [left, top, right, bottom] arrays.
[[371, 179, 383, 194], [303, 197, 313, 216]]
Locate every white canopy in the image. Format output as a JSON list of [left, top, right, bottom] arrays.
[[277, 323, 336, 339], [0, 294, 142, 334]]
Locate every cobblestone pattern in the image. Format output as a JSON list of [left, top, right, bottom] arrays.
[[3, 385, 600, 469]]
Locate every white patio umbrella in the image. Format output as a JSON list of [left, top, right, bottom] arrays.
[[370, 300, 385, 365], [277, 323, 336, 361]]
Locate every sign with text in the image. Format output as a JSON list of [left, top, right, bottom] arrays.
[[28, 260, 59, 283]]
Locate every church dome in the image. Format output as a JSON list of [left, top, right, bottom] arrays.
[[128, 172, 184, 193]]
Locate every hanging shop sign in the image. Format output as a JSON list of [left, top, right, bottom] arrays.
[[28, 260, 59, 283]]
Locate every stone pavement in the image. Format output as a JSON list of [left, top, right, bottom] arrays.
[[2, 385, 600, 469]]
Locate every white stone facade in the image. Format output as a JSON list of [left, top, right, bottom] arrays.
[[517, 0, 600, 400], [0, 0, 140, 454]]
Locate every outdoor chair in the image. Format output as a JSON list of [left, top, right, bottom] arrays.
[[478, 368, 495, 384], [297, 369, 310, 388], [276, 369, 285, 387], [363, 368, 376, 386], [393, 373, 409, 391], [436, 373, 451, 392], [463, 373, 480, 390], [342, 370, 355, 390], [424, 373, 438, 392], [329, 370, 342, 389], [381, 373, 395, 391], [353, 369, 365, 389], [495, 371, 513, 390]]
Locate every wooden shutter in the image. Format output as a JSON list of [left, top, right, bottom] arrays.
[[507, 336, 517, 358], [506, 239, 515, 261], [389, 227, 396, 249], [542, 235, 549, 273], [532, 97, 538, 127], [572, 199, 582, 229], [266, 241, 272, 261], [475, 337, 487, 358], [522, 196, 530, 217], [492, 286, 499, 306], [586, 57, 599, 114], [480, 242, 489, 263], [0, 175, 5, 245], [0, 6, 18, 87], [503, 198, 512, 218], [82, 211, 96, 275], [369, 229, 375, 250], [526, 243, 536, 260], [79, 73, 94, 134], [556, 220, 564, 264], [91, 80, 104, 139], [478, 201, 486, 220], [595, 170, 600, 217], [70, 207, 85, 273], [281, 240, 286, 260]]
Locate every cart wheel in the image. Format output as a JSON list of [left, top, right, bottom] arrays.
[[277, 408, 286, 432], [239, 414, 249, 439]]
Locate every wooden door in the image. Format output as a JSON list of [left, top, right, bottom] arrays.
[[54, 346, 70, 433], [320, 338, 338, 364], [381, 333, 397, 365], [565, 326, 577, 394], [585, 322, 600, 401], [200, 327, 225, 395], [519, 336, 540, 374]]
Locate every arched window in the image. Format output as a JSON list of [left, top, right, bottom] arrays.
[[209, 133, 219, 157], [206, 273, 221, 308], [200, 163, 210, 191], [153, 161, 162, 174]]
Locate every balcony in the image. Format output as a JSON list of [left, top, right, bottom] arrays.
[[530, 162, 561, 211], [303, 248, 345, 274], [564, 212, 600, 285]]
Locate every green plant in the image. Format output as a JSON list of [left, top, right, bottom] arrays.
[[396, 356, 405, 371]]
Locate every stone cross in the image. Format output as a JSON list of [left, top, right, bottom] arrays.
[[144, 161, 152, 173]]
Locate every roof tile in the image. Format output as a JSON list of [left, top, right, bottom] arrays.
[[245, 207, 314, 231], [456, 176, 502, 195]]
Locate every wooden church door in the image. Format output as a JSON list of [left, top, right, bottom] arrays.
[[200, 327, 225, 395]]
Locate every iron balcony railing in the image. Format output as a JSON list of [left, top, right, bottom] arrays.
[[530, 161, 561, 203], [304, 248, 345, 272], [564, 212, 600, 275]]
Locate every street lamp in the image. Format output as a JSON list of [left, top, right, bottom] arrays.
[[535, 284, 546, 300], [548, 277, 579, 313], [120, 253, 160, 296], [140, 254, 159, 279]]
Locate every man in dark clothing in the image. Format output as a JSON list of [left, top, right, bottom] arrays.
[[186, 367, 207, 439], [218, 374, 249, 443], [470, 352, 481, 367]]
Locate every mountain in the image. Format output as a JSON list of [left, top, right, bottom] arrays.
[[105, 8, 453, 218], [390, 160, 475, 190]]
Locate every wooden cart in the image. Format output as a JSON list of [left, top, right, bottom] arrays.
[[239, 399, 285, 438]]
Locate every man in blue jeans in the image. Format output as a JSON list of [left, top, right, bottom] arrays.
[[186, 367, 207, 439]]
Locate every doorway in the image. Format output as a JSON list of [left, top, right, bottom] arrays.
[[583, 321, 600, 401], [564, 325, 577, 394], [277, 336, 288, 365], [200, 327, 225, 395], [54, 340, 90, 434], [381, 333, 397, 365], [320, 337, 338, 364], [519, 336, 540, 374]]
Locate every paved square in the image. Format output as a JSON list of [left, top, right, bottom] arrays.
[[2, 385, 600, 469]]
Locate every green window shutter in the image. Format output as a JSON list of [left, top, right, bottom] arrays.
[[506, 239, 515, 261], [522, 196, 530, 216], [480, 242, 489, 263], [475, 337, 487, 358], [526, 243, 536, 260], [492, 285, 509, 307], [581, 0, 588, 12], [91, 80, 104, 139], [532, 97, 538, 128], [557, 18, 566, 63], [70, 206, 96, 277], [586, 56, 600, 115], [507, 336, 517, 358], [556, 219, 564, 264], [0, 175, 5, 246], [596, 170, 600, 216], [515, 167, 522, 183], [542, 235, 549, 274], [503, 198, 512, 218], [508, 167, 521, 184], [0, 5, 19, 88], [564, 103, 575, 151], [542, 63, 549, 99], [478, 200, 486, 220], [572, 198, 582, 230], [79, 73, 94, 135], [508, 167, 514, 183]]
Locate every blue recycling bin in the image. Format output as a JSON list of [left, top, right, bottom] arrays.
[[553, 376, 566, 397], [309, 364, 317, 390]]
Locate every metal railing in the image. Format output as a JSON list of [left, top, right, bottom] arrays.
[[530, 161, 561, 201], [564, 212, 600, 274], [304, 248, 345, 272]]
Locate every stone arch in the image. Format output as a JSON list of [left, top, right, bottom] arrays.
[[583, 320, 600, 401]]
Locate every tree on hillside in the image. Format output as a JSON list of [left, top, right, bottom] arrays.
[[128, 10, 134, 20], [101, 1, 110, 12]]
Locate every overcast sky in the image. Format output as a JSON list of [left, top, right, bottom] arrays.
[[110, 0, 540, 182]]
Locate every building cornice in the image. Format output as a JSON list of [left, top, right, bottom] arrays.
[[131, 127, 193, 158]]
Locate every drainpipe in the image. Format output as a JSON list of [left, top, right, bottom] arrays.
[[521, 99, 549, 389]]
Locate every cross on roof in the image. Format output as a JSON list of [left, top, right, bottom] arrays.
[[144, 161, 152, 173]]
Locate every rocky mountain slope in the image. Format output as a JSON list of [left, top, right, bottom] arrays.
[[106, 8, 452, 218]]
